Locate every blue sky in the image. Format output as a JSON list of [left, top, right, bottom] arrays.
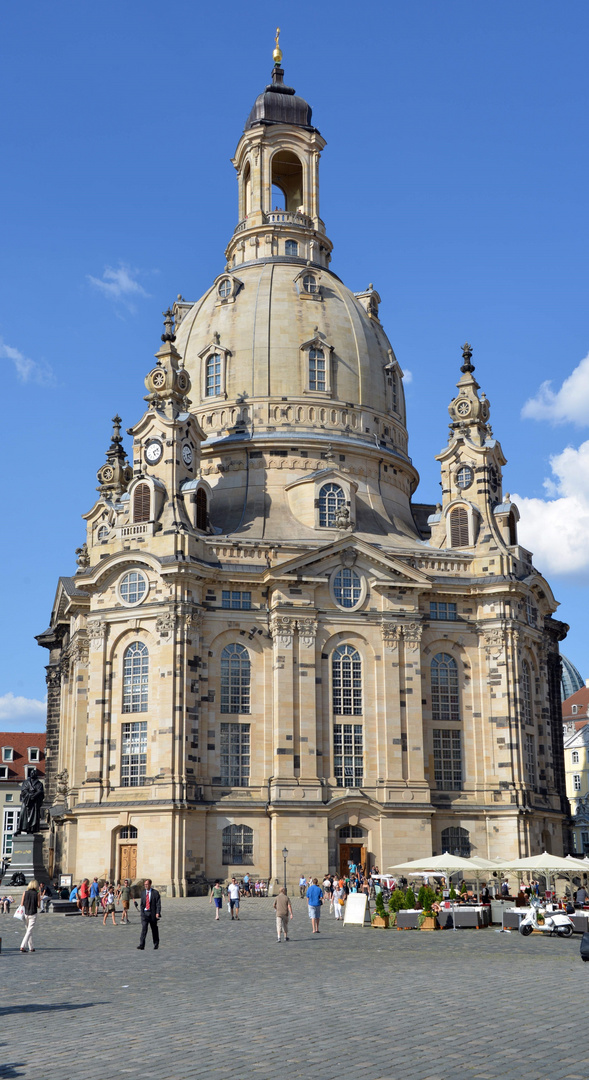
[[1, 0, 589, 730]]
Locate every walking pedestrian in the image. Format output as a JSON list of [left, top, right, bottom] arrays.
[[89, 876, 100, 916], [20, 879, 39, 953], [333, 881, 346, 920], [305, 877, 323, 934], [299, 874, 307, 899], [274, 887, 293, 942], [209, 879, 223, 920], [102, 883, 117, 926], [227, 877, 241, 920], [79, 878, 90, 916], [137, 878, 161, 950], [119, 879, 131, 923]]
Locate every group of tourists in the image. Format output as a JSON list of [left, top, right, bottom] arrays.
[[69, 877, 132, 922]]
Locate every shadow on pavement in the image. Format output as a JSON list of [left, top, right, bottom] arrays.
[[0, 1002, 102, 1017]]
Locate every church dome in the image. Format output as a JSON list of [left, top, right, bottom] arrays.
[[561, 653, 585, 701]]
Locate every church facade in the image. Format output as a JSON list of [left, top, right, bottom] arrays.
[[37, 50, 569, 893]]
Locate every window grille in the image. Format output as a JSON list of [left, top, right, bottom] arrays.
[[521, 661, 532, 724], [122, 642, 149, 713], [220, 643, 251, 714], [120, 571, 147, 605], [133, 484, 150, 523], [221, 591, 252, 610], [222, 823, 253, 863], [333, 723, 363, 787], [524, 732, 536, 788], [303, 274, 318, 293], [220, 724, 250, 787], [318, 483, 345, 527], [429, 602, 457, 621], [433, 729, 462, 790], [431, 653, 460, 722], [218, 279, 231, 298], [441, 826, 470, 857], [333, 568, 361, 609], [120, 826, 138, 839], [205, 354, 222, 396], [309, 348, 326, 391], [97, 525, 109, 541], [339, 825, 363, 839], [456, 466, 473, 489], [332, 645, 362, 715], [121, 721, 147, 787], [450, 506, 469, 547]]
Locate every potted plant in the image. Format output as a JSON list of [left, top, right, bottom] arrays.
[[388, 888, 406, 929], [418, 884, 440, 930], [404, 887, 416, 910], [371, 890, 390, 928]]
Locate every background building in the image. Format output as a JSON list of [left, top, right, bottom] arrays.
[[0, 733, 45, 868], [37, 54, 569, 893]]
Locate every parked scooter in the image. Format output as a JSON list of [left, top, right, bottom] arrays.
[[518, 897, 574, 938]]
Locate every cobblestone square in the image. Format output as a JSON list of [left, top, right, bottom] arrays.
[[1, 897, 588, 1080]]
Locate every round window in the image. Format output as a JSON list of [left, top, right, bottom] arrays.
[[218, 279, 232, 298], [332, 567, 362, 609], [456, 466, 473, 490], [119, 570, 148, 606]]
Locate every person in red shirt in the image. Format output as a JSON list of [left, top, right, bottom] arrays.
[[79, 878, 90, 916]]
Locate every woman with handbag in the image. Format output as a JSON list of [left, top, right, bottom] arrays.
[[19, 879, 39, 952]]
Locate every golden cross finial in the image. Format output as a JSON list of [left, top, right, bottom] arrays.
[[273, 26, 282, 65]]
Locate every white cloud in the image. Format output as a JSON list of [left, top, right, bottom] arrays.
[[88, 264, 149, 310], [403, 369, 413, 384], [0, 693, 46, 733], [0, 339, 54, 385], [513, 439, 589, 576], [522, 351, 589, 425]]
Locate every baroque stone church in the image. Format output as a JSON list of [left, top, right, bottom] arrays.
[[37, 44, 568, 893]]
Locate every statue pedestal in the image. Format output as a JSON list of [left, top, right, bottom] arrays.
[[9, 833, 50, 886]]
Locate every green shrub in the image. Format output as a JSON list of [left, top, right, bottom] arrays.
[[419, 885, 437, 914], [449, 885, 457, 901], [389, 889, 406, 913], [374, 891, 386, 918], [404, 887, 416, 909]]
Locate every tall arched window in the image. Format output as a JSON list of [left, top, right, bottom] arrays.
[[431, 653, 460, 721], [222, 824, 253, 864], [122, 642, 149, 713], [309, 348, 326, 391], [441, 826, 470, 857], [508, 511, 517, 545], [196, 488, 207, 531], [133, 484, 150, 523], [319, 483, 345, 527], [449, 506, 469, 547], [285, 239, 298, 256], [205, 354, 222, 396], [521, 661, 532, 724], [220, 643, 251, 714], [332, 645, 362, 715]]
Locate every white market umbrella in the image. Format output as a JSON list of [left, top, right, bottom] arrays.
[[498, 851, 589, 901]]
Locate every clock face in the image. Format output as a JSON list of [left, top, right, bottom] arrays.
[[456, 400, 470, 417], [182, 444, 193, 465], [177, 371, 189, 392], [151, 370, 166, 389], [145, 440, 163, 464], [101, 466, 114, 482]]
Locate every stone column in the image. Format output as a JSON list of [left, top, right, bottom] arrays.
[[296, 617, 319, 781], [381, 621, 403, 784], [401, 621, 427, 788], [270, 614, 297, 780]]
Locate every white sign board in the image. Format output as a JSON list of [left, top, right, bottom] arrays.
[[343, 893, 368, 927]]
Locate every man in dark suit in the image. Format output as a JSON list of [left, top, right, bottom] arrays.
[[137, 878, 161, 950]]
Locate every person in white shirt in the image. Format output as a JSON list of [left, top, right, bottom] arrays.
[[227, 877, 241, 920], [299, 875, 307, 898]]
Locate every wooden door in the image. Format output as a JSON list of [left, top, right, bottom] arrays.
[[120, 844, 137, 881], [339, 844, 367, 877]]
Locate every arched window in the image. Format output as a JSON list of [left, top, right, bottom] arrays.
[[450, 506, 469, 547], [133, 484, 150, 523], [521, 661, 532, 724], [319, 483, 345, 527], [97, 525, 109, 541], [332, 645, 362, 715], [431, 653, 459, 721], [222, 824, 253, 864], [205, 354, 222, 396], [123, 642, 149, 713], [572, 751, 579, 765], [285, 239, 298, 256], [303, 274, 318, 294], [120, 825, 138, 839], [220, 643, 251, 714], [309, 348, 326, 391], [196, 488, 207, 531], [218, 278, 231, 298], [339, 825, 364, 839], [441, 826, 470, 857], [508, 511, 517, 545]]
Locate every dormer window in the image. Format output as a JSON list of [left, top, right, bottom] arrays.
[[0, 765, 8, 779], [205, 354, 222, 396], [218, 279, 232, 299], [2, 747, 13, 763], [319, 483, 345, 527], [25, 765, 38, 779], [196, 488, 208, 531], [97, 525, 109, 541], [309, 348, 326, 392], [572, 705, 578, 715], [133, 484, 150, 523], [28, 748, 40, 763], [303, 274, 318, 294], [449, 506, 469, 547]]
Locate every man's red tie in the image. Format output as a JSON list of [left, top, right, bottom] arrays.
[[146, 892, 150, 911]]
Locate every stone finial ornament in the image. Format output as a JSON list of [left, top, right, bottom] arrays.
[[460, 342, 475, 374], [161, 307, 176, 344], [273, 26, 282, 65]]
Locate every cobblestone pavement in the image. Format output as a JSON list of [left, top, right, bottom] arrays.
[[1, 896, 588, 1080]]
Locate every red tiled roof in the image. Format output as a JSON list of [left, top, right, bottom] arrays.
[[0, 732, 46, 782]]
